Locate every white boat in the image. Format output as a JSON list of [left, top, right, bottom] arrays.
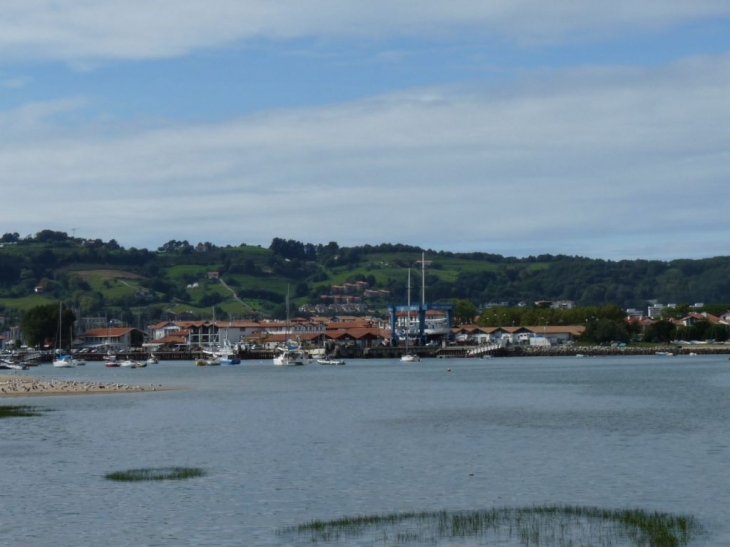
[[401, 269, 421, 363], [1, 359, 29, 370], [317, 355, 345, 365], [52, 304, 76, 368], [214, 341, 241, 365], [196, 356, 221, 366], [274, 286, 310, 366], [145, 355, 159, 365], [424, 317, 451, 336], [274, 339, 311, 366], [53, 354, 76, 368], [120, 359, 141, 368]]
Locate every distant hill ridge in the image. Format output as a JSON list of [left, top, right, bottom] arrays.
[[1, 230, 729, 321]]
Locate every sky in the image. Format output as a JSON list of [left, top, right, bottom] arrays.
[[1, 2, 730, 260]]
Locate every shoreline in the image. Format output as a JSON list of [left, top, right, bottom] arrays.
[[0, 375, 170, 398]]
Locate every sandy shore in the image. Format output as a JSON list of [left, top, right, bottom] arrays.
[[0, 375, 167, 397]]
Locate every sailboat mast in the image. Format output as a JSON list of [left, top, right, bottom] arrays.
[[421, 252, 425, 306], [406, 269, 411, 349]]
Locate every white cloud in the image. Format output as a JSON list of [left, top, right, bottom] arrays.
[[0, 1, 729, 63], [0, 54, 729, 258], [0, 97, 88, 135], [1, 75, 31, 88]]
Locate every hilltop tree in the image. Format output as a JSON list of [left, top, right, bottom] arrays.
[[1, 232, 19, 243]]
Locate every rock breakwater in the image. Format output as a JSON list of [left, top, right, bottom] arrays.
[[517, 345, 730, 357]]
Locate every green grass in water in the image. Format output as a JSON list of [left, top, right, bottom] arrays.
[[105, 467, 206, 482], [279, 505, 705, 547], [0, 405, 43, 418]]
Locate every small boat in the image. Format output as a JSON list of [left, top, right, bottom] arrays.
[[401, 353, 421, 363], [1, 360, 29, 370], [120, 359, 141, 368], [318, 355, 345, 365], [53, 354, 76, 368], [105, 361, 120, 368], [134, 361, 147, 368], [145, 354, 159, 365], [273, 286, 310, 366], [52, 304, 75, 367], [273, 343, 310, 366], [196, 357, 221, 366], [655, 351, 674, 356]]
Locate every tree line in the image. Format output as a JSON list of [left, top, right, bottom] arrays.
[[4, 231, 730, 322]]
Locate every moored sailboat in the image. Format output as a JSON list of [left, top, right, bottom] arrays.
[[52, 304, 76, 368], [401, 269, 421, 363]]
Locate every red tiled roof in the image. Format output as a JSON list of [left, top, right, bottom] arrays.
[[153, 334, 188, 344], [327, 328, 389, 340], [80, 327, 135, 337]]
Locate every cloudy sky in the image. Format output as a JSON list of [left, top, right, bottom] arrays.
[[2, 2, 729, 259]]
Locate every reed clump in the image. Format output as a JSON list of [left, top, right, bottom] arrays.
[[279, 504, 704, 546], [0, 405, 43, 418], [104, 467, 206, 482]]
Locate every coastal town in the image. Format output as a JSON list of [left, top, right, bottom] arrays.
[[3, 299, 730, 366]]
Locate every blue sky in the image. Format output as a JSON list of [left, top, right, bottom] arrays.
[[2, 2, 730, 260]]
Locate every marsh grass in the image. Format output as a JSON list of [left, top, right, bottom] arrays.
[[0, 405, 43, 418], [104, 467, 206, 482], [279, 505, 704, 547]]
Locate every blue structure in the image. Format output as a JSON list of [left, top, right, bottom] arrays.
[[387, 303, 454, 345]]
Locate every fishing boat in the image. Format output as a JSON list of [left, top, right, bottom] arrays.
[[217, 340, 241, 365], [401, 269, 421, 363], [273, 338, 311, 366]]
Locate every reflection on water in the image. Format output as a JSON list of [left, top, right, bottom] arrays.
[[1, 355, 728, 546]]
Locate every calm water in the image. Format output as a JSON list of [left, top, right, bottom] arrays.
[[1, 355, 729, 546]]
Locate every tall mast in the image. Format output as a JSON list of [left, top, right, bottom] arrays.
[[421, 252, 425, 306], [406, 269, 411, 350]]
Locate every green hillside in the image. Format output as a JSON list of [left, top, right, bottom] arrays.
[[1, 231, 730, 326]]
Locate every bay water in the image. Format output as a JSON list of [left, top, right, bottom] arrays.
[[1, 355, 729, 546]]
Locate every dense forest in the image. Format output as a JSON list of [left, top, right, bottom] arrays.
[[1, 230, 730, 327]]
